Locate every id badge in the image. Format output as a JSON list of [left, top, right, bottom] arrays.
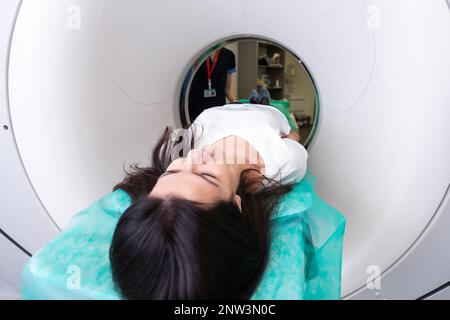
[[203, 88, 216, 98]]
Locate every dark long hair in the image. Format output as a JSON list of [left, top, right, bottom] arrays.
[[110, 127, 293, 299]]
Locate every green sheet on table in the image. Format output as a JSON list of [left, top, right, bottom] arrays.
[[21, 170, 345, 300]]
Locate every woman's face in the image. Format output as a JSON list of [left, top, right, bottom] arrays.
[[149, 146, 241, 206]]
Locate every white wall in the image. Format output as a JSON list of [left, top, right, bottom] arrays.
[[224, 42, 239, 101], [284, 51, 315, 117]]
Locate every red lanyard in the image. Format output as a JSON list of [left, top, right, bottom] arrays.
[[206, 49, 221, 89]]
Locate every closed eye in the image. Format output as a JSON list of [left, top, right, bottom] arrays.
[[161, 170, 220, 187]]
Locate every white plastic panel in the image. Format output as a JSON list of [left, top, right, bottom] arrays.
[[309, 0, 450, 296], [7, 0, 450, 299], [426, 286, 450, 300], [8, 0, 177, 229], [0, 0, 59, 255], [0, 233, 29, 299], [0, 277, 20, 300], [242, 0, 375, 112], [349, 185, 450, 299], [102, 0, 247, 104]]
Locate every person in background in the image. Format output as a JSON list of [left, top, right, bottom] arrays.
[[188, 46, 238, 121], [246, 79, 300, 139], [249, 78, 271, 105]]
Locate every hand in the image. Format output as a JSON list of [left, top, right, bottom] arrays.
[[289, 112, 300, 131], [285, 131, 300, 142]]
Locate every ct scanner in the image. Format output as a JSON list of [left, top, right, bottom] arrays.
[[1, 0, 449, 300]]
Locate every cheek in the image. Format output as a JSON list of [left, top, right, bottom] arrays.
[[216, 167, 236, 190]]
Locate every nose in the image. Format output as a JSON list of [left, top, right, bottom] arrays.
[[185, 149, 202, 165]]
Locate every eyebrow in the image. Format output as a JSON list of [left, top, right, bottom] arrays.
[[161, 170, 220, 188]]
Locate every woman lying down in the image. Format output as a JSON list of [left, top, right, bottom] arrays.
[[109, 103, 308, 299]]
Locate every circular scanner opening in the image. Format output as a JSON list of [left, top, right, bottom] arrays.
[[179, 37, 320, 148]]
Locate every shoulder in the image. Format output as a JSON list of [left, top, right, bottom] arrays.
[[194, 106, 224, 122], [266, 138, 308, 184], [282, 139, 308, 175]]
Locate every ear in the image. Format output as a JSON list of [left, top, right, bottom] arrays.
[[233, 194, 242, 212]]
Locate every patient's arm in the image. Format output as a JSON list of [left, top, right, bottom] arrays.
[[285, 131, 300, 142], [285, 112, 301, 142], [283, 112, 301, 142]]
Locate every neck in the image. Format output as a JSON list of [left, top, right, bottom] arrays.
[[211, 136, 265, 189]]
